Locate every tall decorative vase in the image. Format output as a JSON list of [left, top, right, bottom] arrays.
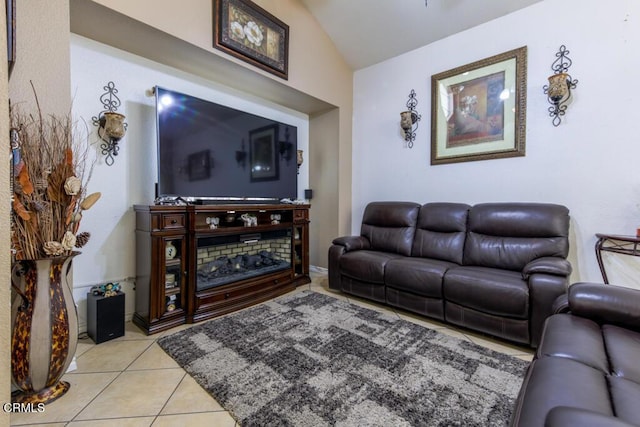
[[10, 253, 79, 404]]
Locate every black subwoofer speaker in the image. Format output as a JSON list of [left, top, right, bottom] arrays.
[[87, 292, 125, 344]]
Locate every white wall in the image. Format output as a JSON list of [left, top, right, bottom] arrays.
[[69, 34, 309, 329], [352, 0, 640, 285]]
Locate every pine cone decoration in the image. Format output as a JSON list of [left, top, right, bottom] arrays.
[[75, 231, 91, 248]]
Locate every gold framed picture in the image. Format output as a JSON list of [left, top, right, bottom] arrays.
[[213, 0, 289, 79], [431, 46, 527, 165]]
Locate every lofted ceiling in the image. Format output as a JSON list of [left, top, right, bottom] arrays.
[[299, 0, 543, 70]]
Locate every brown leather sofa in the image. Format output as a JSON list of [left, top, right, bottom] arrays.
[[510, 283, 640, 427], [328, 201, 572, 347]]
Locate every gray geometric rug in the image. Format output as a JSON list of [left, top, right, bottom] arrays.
[[158, 291, 528, 426]]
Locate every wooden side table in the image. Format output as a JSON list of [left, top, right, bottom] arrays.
[[595, 233, 640, 284]]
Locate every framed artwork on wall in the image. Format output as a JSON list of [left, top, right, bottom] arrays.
[[212, 0, 289, 80], [430, 46, 527, 165], [250, 124, 279, 182], [187, 150, 212, 181]]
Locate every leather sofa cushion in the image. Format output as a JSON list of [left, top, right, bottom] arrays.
[[445, 302, 529, 344], [385, 257, 455, 298], [603, 324, 640, 383], [464, 203, 570, 271], [360, 202, 420, 256], [443, 267, 529, 318], [412, 203, 469, 264], [608, 376, 640, 425], [544, 407, 639, 427], [569, 283, 640, 331], [339, 250, 402, 284], [468, 203, 570, 238], [536, 314, 609, 372], [464, 233, 568, 271], [513, 357, 613, 427]]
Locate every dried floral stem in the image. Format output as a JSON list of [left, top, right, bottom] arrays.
[[10, 84, 97, 260]]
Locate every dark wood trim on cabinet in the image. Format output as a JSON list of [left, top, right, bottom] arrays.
[[133, 204, 310, 334]]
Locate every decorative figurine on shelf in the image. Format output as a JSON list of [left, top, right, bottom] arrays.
[[165, 241, 177, 259], [241, 213, 257, 227], [206, 216, 220, 229], [270, 213, 281, 225], [165, 273, 176, 288], [90, 282, 121, 297], [166, 294, 177, 312]]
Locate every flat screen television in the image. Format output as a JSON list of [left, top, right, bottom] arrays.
[[155, 86, 298, 203]]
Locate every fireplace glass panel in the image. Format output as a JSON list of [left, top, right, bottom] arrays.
[[196, 229, 291, 291]]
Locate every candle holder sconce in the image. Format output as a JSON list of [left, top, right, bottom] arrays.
[[543, 45, 578, 126], [92, 81, 128, 166], [400, 89, 421, 148]]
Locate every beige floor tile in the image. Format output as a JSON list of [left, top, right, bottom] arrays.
[[514, 353, 534, 362], [115, 322, 157, 341], [435, 327, 472, 342], [152, 412, 237, 427], [10, 423, 67, 427], [396, 311, 449, 330], [128, 343, 180, 371], [75, 369, 185, 420], [75, 337, 96, 358], [311, 276, 328, 287], [67, 417, 155, 426], [161, 374, 224, 415], [155, 323, 196, 339], [74, 340, 153, 373], [464, 332, 533, 356], [10, 372, 118, 425]]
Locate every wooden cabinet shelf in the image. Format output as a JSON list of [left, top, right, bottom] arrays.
[[133, 203, 310, 334]]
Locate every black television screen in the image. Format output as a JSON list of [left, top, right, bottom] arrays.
[[155, 86, 298, 202]]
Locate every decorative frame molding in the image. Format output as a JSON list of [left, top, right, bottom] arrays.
[[250, 124, 279, 182], [212, 0, 289, 80], [431, 46, 527, 165]]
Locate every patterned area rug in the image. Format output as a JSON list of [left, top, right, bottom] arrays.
[[158, 291, 528, 426]]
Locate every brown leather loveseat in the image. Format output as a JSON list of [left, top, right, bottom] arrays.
[[328, 201, 572, 347], [510, 283, 640, 426]]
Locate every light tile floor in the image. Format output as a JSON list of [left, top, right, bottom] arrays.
[[11, 272, 533, 426]]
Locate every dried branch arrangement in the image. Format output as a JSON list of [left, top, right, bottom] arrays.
[[11, 91, 100, 260]]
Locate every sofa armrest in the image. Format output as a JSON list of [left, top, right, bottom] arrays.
[[568, 282, 640, 330], [528, 273, 570, 347], [332, 235, 371, 252], [522, 257, 572, 280], [328, 236, 370, 292], [545, 406, 637, 427], [551, 293, 569, 314]]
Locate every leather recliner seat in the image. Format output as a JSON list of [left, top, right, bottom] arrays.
[[510, 283, 640, 427], [329, 201, 572, 347]]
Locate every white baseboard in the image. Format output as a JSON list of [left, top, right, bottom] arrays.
[[310, 265, 328, 274]]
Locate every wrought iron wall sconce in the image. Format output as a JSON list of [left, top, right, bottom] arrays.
[[279, 127, 293, 163], [543, 45, 578, 126], [92, 81, 127, 166], [400, 89, 421, 148], [236, 139, 247, 169], [296, 149, 303, 175]]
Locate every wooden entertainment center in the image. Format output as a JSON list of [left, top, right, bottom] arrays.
[[133, 203, 310, 334]]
